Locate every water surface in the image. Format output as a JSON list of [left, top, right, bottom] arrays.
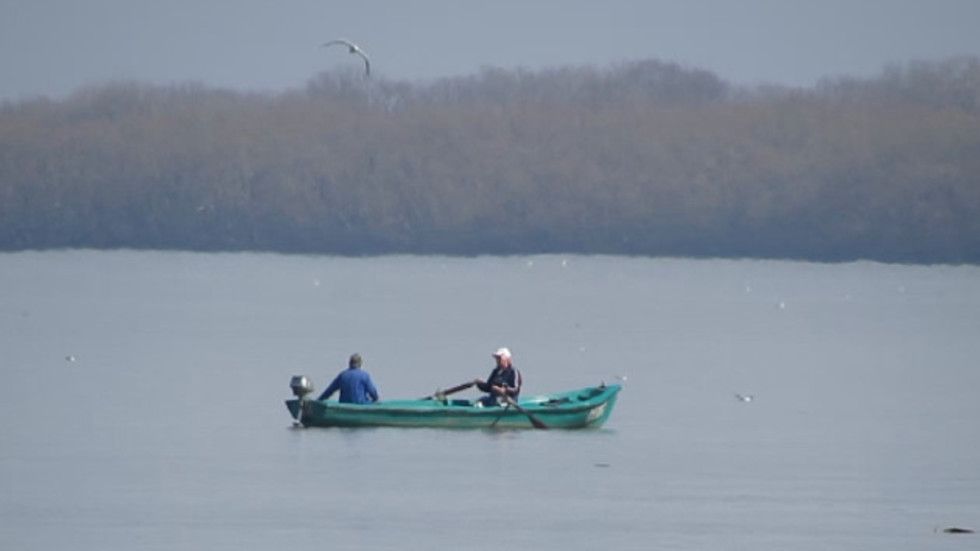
[[1, 251, 978, 550]]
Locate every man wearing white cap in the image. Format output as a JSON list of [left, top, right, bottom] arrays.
[[474, 347, 522, 406]]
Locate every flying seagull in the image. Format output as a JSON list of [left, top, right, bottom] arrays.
[[322, 38, 371, 77]]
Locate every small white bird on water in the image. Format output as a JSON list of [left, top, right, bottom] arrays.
[[735, 393, 753, 402], [322, 38, 371, 77]]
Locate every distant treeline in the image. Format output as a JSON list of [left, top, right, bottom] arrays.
[[2, 57, 979, 263]]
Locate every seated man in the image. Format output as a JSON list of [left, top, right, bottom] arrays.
[[474, 347, 521, 406], [318, 353, 379, 404]]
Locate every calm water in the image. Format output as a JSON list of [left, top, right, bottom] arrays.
[[1, 251, 978, 550]]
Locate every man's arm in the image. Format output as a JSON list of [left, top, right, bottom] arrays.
[[501, 369, 522, 397], [474, 370, 493, 393], [317, 375, 341, 401], [365, 375, 379, 402]]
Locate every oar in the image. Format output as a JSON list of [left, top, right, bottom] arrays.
[[504, 395, 548, 429], [426, 380, 476, 400]]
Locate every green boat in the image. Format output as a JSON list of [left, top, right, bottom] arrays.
[[285, 377, 622, 430]]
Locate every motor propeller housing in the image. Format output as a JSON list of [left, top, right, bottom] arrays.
[[289, 375, 314, 399]]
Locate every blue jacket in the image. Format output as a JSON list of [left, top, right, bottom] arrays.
[[318, 367, 379, 404]]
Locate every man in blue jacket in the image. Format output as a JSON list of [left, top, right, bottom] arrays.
[[318, 353, 379, 404], [475, 347, 521, 406]]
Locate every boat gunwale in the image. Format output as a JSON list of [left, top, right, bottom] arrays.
[[294, 384, 619, 414]]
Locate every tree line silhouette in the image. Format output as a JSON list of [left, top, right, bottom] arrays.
[[2, 56, 978, 263]]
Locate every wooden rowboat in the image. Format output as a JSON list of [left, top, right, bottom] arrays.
[[285, 381, 621, 430]]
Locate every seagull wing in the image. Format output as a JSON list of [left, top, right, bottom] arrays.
[[353, 50, 371, 76], [321, 38, 355, 49], [321, 39, 371, 77]]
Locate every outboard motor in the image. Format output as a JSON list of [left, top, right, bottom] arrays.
[[290, 375, 314, 399], [289, 375, 315, 426]]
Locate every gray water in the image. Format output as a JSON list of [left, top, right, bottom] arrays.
[[1, 251, 978, 550]]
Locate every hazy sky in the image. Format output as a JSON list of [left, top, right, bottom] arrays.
[[2, 0, 979, 102]]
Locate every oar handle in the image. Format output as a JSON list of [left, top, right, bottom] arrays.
[[427, 380, 477, 400], [442, 380, 477, 395]]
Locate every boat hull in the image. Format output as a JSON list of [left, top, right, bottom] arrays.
[[285, 384, 621, 429]]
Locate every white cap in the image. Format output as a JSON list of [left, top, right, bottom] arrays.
[[492, 347, 511, 359]]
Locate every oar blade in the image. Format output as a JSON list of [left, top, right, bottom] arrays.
[[528, 416, 548, 429], [505, 396, 548, 430]]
